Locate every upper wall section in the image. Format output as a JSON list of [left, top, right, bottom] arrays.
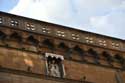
[[0, 11, 125, 52]]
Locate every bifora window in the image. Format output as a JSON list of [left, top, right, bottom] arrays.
[[45, 53, 66, 78]]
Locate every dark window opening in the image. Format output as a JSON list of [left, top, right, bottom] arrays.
[[58, 42, 69, 50], [43, 39, 54, 50], [88, 49, 100, 64], [114, 54, 125, 68], [73, 45, 84, 56], [27, 35, 39, 46], [102, 51, 113, 65], [58, 42, 72, 59]]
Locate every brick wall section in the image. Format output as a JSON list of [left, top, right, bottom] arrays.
[[0, 46, 124, 83], [0, 72, 65, 83], [0, 47, 45, 75], [64, 60, 117, 83]]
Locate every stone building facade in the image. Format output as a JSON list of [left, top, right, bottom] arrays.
[[0, 11, 125, 83]]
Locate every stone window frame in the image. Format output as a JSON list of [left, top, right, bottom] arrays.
[[45, 53, 66, 78]]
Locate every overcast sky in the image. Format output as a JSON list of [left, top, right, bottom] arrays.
[[0, 0, 125, 39]]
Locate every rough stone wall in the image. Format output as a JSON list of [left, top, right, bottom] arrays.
[[0, 46, 124, 83], [64, 60, 117, 83], [0, 72, 65, 83]]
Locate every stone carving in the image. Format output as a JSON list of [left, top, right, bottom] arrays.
[[48, 60, 60, 77]]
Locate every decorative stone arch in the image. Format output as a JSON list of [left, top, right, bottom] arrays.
[[114, 54, 125, 66], [70, 45, 85, 61], [73, 45, 84, 56], [102, 51, 113, 65], [42, 38, 55, 50], [26, 35, 39, 46], [58, 42, 69, 50], [102, 51, 112, 59], [87, 48, 98, 57], [87, 48, 100, 64], [9, 31, 22, 42]]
